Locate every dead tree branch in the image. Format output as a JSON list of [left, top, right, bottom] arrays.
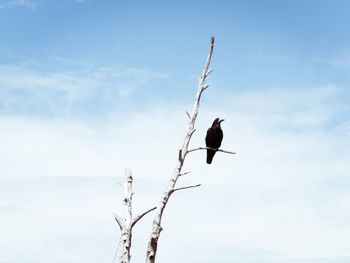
[[170, 184, 202, 195], [114, 169, 155, 263], [119, 169, 133, 263], [186, 147, 236, 155], [206, 68, 213, 77], [114, 214, 124, 230], [145, 36, 215, 263], [131, 206, 157, 228], [179, 171, 191, 177]]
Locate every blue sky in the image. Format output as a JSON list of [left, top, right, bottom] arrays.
[[1, 1, 350, 263], [2, 0, 350, 118]]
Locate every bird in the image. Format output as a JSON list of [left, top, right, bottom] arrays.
[[205, 118, 224, 164]]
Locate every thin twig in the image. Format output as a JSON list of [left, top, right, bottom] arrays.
[[188, 129, 196, 140], [179, 171, 191, 177], [205, 68, 213, 78], [186, 147, 236, 155], [114, 214, 124, 230], [186, 111, 190, 119], [170, 184, 202, 194], [131, 206, 157, 228]]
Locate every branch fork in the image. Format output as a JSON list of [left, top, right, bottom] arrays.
[[114, 169, 156, 263]]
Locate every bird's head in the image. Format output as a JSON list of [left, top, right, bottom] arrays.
[[212, 118, 225, 126]]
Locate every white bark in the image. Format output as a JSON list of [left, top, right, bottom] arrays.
[[119, 168, 133, 263], [115, 169, 156, 263], [145, 37, 215, 263]]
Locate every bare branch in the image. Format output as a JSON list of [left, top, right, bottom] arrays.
[[146, 37, 215, 263], [119, 169, 134, 263], [202, 84, 209, 91], [188, 129, 196, 140], [115, 169, 157, 263], [123, 169, 133, 227], [170, 184, 201, 194], [179, 171, 191, 177], [186, 111, 190, 119], [205, 68, 213, 78], [201, 36, 214, 82], [131, 206, 157, 228], [114, 214, 124, 230], [186, 147, 236, 155]]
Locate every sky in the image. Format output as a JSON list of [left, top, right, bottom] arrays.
[[1, 0, 350, 262]]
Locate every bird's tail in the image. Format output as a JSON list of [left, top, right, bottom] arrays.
[[206, 149, 215, 164]]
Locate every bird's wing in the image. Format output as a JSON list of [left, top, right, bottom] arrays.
[[205, 127, 222, 148]]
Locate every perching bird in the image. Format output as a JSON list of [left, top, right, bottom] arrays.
[[205, 118, 224, 164]]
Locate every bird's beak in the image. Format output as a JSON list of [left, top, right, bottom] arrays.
[[220, 119, 225, 123]]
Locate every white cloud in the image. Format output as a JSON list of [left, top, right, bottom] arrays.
[[0, 64, 167, 117], [1, 85, 350, 262]]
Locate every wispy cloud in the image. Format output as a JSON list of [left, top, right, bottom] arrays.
[[315, 50, 350, 70], [0, 0, 36, 9], [0, 63, 167, 118]]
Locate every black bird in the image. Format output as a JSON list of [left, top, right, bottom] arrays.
[[205, 118, 224, 164]]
